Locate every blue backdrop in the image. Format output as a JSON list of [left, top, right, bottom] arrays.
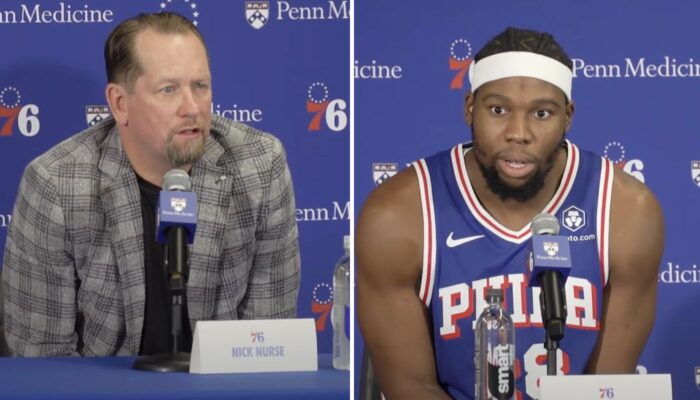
[[355, 1, 699, 399], [0, 0, 349, 355]]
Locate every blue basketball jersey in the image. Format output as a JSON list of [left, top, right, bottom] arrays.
[[412, 140, 613, 400]]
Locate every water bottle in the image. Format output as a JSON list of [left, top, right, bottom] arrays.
[[332, 235, 350, 370], [475, 287, 515, 400]]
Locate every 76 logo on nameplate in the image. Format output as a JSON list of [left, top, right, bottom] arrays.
[[599, 386, 615, 398], [250, 330, 265, 343]]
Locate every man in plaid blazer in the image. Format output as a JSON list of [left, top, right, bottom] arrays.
[[2, 12, 300, 356]]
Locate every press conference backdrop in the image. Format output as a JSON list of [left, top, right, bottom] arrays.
[[0, 0, 349, 354], [356, 1, 699, 399]]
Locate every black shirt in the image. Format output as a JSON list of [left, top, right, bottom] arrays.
[[137, 175, 192, 355]]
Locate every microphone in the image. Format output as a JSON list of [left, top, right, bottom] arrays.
[[527, 213, 571, 345], [157, 169, 198, 284], [133, 169, 197, 372], [157, 169, 197, 244]]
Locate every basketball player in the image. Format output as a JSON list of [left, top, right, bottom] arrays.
[[356, 27, 664, 399]]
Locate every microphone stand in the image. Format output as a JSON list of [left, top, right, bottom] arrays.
[[544, 332, 560, 376], [539, 271, 567, 376], [133, 226, 190, 372]]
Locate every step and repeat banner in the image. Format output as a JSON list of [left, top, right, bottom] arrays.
[[0, 0, 349, 354], [356, 1, 699, 398]]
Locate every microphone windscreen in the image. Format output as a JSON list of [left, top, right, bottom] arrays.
[[163, 169, 191, 191], [532, 213, 559, 235]]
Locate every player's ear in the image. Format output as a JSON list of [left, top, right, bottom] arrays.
[[465, 91, 475, 127], [564, 100, 575, 132]]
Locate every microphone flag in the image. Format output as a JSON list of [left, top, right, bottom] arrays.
[[527, 234, 572, 287], [156, 191, 198, 244]]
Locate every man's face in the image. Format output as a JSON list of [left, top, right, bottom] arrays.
[[122, 29, 212, 168], [465, 76, 573, 202]]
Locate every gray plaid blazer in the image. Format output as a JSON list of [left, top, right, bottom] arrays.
[[2, 115, 300, 356]]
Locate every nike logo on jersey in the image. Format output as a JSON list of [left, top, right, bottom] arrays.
[[446, 232, 485, 248]]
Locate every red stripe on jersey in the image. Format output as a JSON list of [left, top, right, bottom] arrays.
[[546, 143, 578, 215], [598, 160, 612, 283], [416, 161, 434, 305]]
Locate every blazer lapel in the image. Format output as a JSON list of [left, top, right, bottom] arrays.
[[98, 127, 146, 354], [187, 134, 232, 325]]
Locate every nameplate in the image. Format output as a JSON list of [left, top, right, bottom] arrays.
[[540, 374, 672, 400], [190, 319, 318, 374]]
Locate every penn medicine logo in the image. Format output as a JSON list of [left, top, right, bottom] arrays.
[[373, 163, 398, 186], [691, 161, 700, 187], [86, 105, 110, 127], [306, 82, 347, 132], [603, 141, 645, 183], [0, 86, 40, 137], [449, 38, 473, 90], [562, 206, 585, 232], [543, 241, 559, 257], [171, 197, 187, 212], [245, 1, 269, 29]]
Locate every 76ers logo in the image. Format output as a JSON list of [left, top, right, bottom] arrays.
[[306, 82, 347, 132], [604, 141, 645, 183], [449, 38, 473, 90], [311, 282, 333, 332], [160, 0, 200, 26], [0, 86, 40, 137]]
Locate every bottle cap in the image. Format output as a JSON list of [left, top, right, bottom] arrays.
[[343, 235, 350, 251], [486, 287, 503, 302]]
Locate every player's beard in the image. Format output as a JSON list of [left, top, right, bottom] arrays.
[[473, 134, 565, 203]]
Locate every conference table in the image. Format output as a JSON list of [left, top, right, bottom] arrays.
[[0, 354, 348, 399]]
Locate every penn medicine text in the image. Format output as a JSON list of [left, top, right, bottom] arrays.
[[296, 201, 348, 222], [573, 57, 700, 78], [0, 3, 113, 24], [276, 1, 348, 20]]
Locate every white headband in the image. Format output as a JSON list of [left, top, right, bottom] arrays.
[[468, 51, 573, 100]]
